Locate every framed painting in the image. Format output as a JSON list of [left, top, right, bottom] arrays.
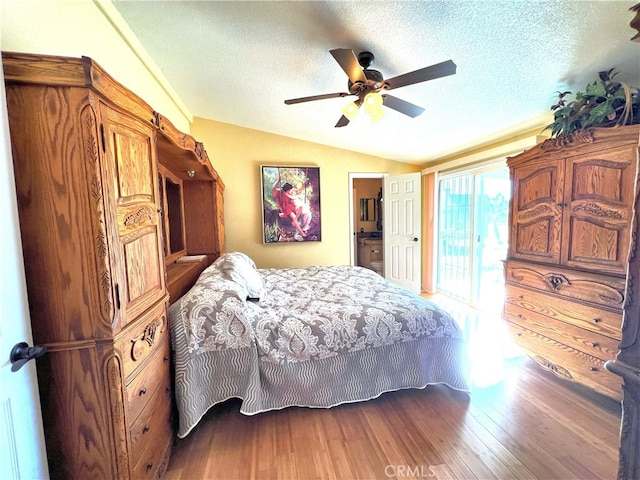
[[261, 166, 321, 243]]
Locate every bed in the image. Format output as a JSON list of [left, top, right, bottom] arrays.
[[169, 252, 470, 438]]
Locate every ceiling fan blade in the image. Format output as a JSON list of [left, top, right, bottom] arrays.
[[330, 49, 367, 84], [335, 115, 350, 128], [285, 92, 352, 105], [384, 60, 457, 90], [382, 95, 425, 118]]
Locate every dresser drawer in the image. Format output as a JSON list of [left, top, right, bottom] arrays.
[[505, 260, 625, 310], [126, 335, 171, 423], [129, 376, 173, 461], [131, 400, 173, 479], [504, 284, 622, 340], [504, 302, 619, 361], [507, 320, 622, 399], [117, 301, 168, 379]]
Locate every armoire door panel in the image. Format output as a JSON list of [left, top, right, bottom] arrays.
[[515, 217, 557, 259], [562, 145, 636, 274], [568, 157, 628, 203], [516, 166, 559, 210], [107, 112, 155, 204], [123, 230, 163, 309], [564, 216, 625, 273], [101, 104, 166, 328], [510, 159, 564, 263]]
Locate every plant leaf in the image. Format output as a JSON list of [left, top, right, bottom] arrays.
[[588, 101, 615, 124], [585, 81, 607, 98]]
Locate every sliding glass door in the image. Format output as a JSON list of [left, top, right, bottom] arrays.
[[436, 166, 510, 313]]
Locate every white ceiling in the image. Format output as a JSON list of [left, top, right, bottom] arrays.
[[113, 0, 640, 164]]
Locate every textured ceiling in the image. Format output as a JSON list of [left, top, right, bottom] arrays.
[[113, 0, 640, 164]]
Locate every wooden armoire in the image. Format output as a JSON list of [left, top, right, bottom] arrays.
[[503, 124, 640, 400], [3, 52, 224, 479]]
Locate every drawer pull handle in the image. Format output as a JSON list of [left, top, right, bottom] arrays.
[[146, 463, 153, 472], [166, 387, 171, 394], [164, 356, 169, 362], [139, 387, 147, 396], [143, 425, 150, 433], [590, 342, 599, 348], [517, 314, 522, 318], [518, 295, 524, 299], [593, 318, 602, 323], [590, 366, 598, 372], [516, 333, 522, 337]]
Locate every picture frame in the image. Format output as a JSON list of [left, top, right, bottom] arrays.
[[261, 166, 321, 243]]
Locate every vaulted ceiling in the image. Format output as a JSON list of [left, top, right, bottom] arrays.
[[113, 1, 640, 164]]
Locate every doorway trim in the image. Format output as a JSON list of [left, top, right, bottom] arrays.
[[348, 172, 386, 266]]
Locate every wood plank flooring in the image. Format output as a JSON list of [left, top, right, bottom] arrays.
[[165, 292, 621, 479], [164, 356, 621, 480]]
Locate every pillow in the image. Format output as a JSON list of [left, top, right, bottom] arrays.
[[209, 252, 266, 300], [180, 276, 253, 352]]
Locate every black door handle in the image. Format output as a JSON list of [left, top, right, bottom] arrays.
[[10, 342, 47, 372], [413, 237, 419, 242]]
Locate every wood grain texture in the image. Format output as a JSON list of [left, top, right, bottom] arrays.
[[504, 284, 622, 339], [562, 145, 636, 275], [163, 357, 621, 480], [504, 302, 619, 360], [3, 52, 182, 479], [506, 321, 621, 399], [506, 260, 626, 310], [505, 126, 639, 407], [604, 126, 640, 479], [510, 159, 563, 263]]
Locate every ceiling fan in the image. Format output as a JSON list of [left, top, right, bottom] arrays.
[[284, 48, 456, 127]]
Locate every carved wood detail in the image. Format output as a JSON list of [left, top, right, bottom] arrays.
[[573, 202, 627, 220], [506, 126, 640, 476], [130, 316, 165, 362], [518, 204, 553, 219], [533, 355, 573, 379], [123, 206, 154, 227], [3, 52, 182, 479], [81, 104, 114, 326], [105, 353, 130, 478], [543, 273, 570, 291], [540, 129, 595, 151], [120, 225, 157, 245]]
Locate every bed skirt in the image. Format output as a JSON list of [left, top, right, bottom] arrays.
[[171, 314, 470, 438]]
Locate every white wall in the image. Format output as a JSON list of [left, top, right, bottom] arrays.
[[1, 0, 191, 131]]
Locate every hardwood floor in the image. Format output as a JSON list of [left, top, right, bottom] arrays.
[[165, 293, 621, 479]]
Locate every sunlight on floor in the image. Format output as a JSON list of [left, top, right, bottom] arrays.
[[424, 292, 524, 389]]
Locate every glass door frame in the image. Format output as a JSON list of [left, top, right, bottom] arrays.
[[434, 161, 509, 310]]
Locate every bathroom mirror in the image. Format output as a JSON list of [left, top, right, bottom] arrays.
[[360, 198, 377, 221]]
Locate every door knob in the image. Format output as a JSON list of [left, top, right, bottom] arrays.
[[413, 237, 419, 242], [10, 342, 47, 372]]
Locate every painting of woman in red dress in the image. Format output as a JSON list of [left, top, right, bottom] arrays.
[[262, 166, 321, 243]]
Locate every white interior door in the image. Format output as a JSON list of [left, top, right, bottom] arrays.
[[384, 172, 421, 292], [0, 56, 49, 479]]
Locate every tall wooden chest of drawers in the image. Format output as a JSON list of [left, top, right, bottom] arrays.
[[504, 125, 640, 400], [3, 52, 173, 479]]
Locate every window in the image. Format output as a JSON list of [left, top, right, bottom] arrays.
[[436, 166, 510, 313]]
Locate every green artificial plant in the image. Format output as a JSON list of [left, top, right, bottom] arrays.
[[545, 68, 640, 138]]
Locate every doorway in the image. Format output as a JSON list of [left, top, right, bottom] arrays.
[[436, 165, 510, 314], [349, 173, 384, 273]]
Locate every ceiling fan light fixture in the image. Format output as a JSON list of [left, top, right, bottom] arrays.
[[368, 107, 385, 123], [363, 91, 383, 114], [342, 100, 360, 120]]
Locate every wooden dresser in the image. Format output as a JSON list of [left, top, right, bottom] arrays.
[[503, 125, 640, 400], [3, 52, 224, 479]]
